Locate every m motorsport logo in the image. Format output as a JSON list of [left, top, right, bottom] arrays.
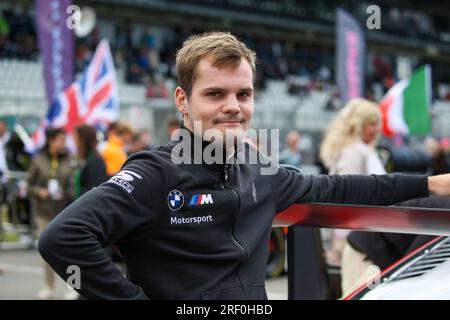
[[189, 194, 214, 206]]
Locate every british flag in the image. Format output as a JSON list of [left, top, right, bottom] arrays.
[[26, 39, 119, 153]]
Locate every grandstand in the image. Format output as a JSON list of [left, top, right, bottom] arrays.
[[1, 0, 450, 149]]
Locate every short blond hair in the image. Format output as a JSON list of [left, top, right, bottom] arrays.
[[175, 32, 256, 96]]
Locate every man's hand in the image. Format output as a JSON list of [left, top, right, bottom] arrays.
[[428, 174, 450, 196]]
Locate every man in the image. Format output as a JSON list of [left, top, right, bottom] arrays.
[[100, 122, 133, 177], [166, 118, 180, 141], [128, 129, 153, 156], [0, 120, 8, 185], [0, 120, 10, 148], [39, 32, 450, 300], [279, 130, 302, 168]]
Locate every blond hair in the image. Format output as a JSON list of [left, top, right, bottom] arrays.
[[320, 98, 381, 169], [175, 32, 256, 96]]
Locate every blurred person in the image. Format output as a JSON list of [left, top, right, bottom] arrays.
[[28, 128, 73, 299], [423, 137, 446, 175], [0, 121, 10, 184], [433, 138, 450, 174], [0, 11, 10, 46], [166, 118, 180, 141], [97, 121, 118, 154], [0, 138, 7, 184], [73, 125, 108, 199], [145, 77, 169, 99], [320, 98, 387, 296], [101, 122, 133, 177], [0, 120, 10, 147], [320, 98, 384, 176], [38, 32, 450, 300], [320, 98, 436, 297], [128, 129, 153, 155], [279, 130, 302, 168], [69, 125, 108, 300]]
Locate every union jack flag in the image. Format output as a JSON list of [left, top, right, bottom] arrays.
[[26, 39, 119, 153]]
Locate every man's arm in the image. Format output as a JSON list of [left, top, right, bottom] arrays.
[[271, 168, 434, 213], [38, 153, 164, 299]]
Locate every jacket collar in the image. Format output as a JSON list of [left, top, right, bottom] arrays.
[[172, 121, 237, 170]]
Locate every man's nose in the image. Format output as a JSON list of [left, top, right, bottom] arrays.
[[222, 95, 240, 114]]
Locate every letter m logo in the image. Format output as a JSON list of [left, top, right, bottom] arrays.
[[201, 194, 214, 205], [189, 194, 214, 205]]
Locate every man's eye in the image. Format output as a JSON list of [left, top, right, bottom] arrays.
[[238, 92, 251, 98], [207, 92, 222, 97]]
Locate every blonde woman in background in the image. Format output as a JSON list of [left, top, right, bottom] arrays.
[[320, 98, 385, 296]]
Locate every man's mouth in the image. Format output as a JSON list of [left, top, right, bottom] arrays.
[[214, 119, 244, 125]]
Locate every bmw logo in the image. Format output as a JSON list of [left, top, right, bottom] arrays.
[[167, 189, 184, 211]]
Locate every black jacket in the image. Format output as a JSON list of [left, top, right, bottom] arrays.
[[38, 130, 429, 300]]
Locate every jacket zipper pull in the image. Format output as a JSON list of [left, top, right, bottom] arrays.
[[224, 164, 229, 182]]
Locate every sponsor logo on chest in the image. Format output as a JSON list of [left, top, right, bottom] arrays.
[[189, 194, 214, 206], [167, 190, 215, 225]]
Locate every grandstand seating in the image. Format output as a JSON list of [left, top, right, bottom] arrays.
[[1, 58, 449, 140]]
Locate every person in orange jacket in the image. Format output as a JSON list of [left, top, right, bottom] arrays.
[[101, 122, 133, 177]]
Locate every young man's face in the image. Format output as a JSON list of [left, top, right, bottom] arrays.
[[175, 57, 254, 143]]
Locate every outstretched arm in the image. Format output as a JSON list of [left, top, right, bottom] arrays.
[[271, 168, 433, 212]]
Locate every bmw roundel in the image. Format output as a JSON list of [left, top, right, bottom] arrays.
[[167, 189, 184, 211]]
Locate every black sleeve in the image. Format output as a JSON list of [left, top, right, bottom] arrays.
[[38, 153, 165, 299], [271, 168, 429, 212]]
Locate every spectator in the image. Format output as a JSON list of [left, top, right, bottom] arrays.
[[128, 129, 153, 155], [0, 120, 9, 183], [73, 125, 108, 199], [145, 77, 169, 99], [28, 128, 73, 299], [279, 130, 302, 168], [320, 99, 385, 278], [433, 137, 450, 174], [0, 120, 10, 148], [98, 121, 118, 154], [0, 11, 10, 53], [166, 118, 180, 141], [320, 98, 385, 293], [320, 98, 436, 298], [100, 122, 133, 177]]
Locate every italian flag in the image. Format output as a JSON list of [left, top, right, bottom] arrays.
[[380, 65, 432, 137]]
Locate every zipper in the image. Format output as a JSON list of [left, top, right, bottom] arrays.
[[224, 164, 248, 299]]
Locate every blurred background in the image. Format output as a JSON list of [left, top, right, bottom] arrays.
[[0, 0, 449, 300]]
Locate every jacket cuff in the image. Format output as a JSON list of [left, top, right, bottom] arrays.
[[402, 174, 429, 199]]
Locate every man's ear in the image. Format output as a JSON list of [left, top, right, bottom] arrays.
[[174, 87, 189, 115]]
